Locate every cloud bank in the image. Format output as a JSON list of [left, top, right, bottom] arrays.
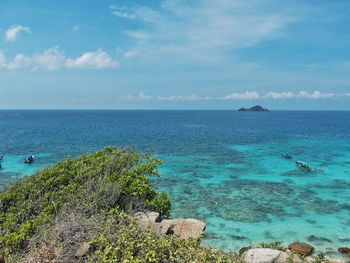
[[0, 48, 118, 71], [118, 92, 152, 101], [118, 91, 348, 102]]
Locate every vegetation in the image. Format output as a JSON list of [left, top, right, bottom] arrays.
[[0, 146, 239, 262], [259, 241, 287, 252]]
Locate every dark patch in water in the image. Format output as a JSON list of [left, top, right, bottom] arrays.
[[264, 231, 276, 240], [340, 204, 350, 210], [229, 234, 248, 240], [205, 232, 221, 240], [313, 180, 350, 189], [307, 235, 332, 243], [306, 219, 317, 224], [192, 172, 212, 179], [338, 237, 350, 242], [283, 179, 294, 184]]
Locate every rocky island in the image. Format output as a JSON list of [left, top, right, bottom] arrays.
[[238, 105, 269, 111]]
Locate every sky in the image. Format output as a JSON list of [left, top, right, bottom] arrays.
[[0, 0, 350, 110]]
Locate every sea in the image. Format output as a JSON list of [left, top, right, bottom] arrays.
[[0, 110, 350, 258]]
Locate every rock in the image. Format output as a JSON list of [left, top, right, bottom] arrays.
[[75, 242, 90, 257], [160, 218, 206, 239], [288, 242, 314, 256], [135, 212, 206, 239], [338, 247, 350, 253], [134, 212, 164, 235], [238, 105, 269, 112], [239, 247, 251, 256], [242, 248, 298, 263]]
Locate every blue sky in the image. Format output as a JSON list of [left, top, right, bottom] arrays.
[[1, 0, 350, 109]]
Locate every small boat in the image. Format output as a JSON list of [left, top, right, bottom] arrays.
[[23, 154, 35, 164], [281, 152, 292, 159], [296, 160, 311, 170]]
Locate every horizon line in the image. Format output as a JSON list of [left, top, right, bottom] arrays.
[[0, 108, 349, 111]]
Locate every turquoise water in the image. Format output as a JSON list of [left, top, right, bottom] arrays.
[[154, 137, 350, 258], [0, 110, 349, 258]]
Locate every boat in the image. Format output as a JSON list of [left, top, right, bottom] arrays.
[[0, 155, 3, 161], [296, 160, 311, 170], [281, 152, 292, 159], [23, 154, 35, 164]]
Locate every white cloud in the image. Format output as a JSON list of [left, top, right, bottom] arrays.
[[6, 54, 32, 70], [66, 49, 118, 69], [72, 25, 79, 31], [111, 5, 162, 23], [112, 11, 136, 19], [221, 91, 260, 100], [111, 0, 296, 62], [5, 25, 31, 42], [0, 48, 118, 71], [32, 47, 67, 70], [118, 92, 152, 101], [264, 91, 295, 99], [297, 90, 335, 99]]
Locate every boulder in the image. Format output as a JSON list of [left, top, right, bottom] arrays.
[[134, 212, 164, 235], [134, 212, 206, 239], [160, 218, 206, 239], [338, 247, 350, 253], [239, 247, 251, 256], [242, 248, 299, 263], [288, 242, 314, 256]]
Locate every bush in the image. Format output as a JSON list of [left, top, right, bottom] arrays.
[[0, 146, 171, 258]]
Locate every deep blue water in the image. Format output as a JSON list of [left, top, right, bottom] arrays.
[[0, 110, 350, 258]]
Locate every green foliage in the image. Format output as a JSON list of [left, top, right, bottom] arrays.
[[310, 252, 327, 263], [259, 241, 287, 251], [88, 212, 239, 263], [0, 146, 171, 257]]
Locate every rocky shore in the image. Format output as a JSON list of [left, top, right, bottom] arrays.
[[136, 211, 349, 263]]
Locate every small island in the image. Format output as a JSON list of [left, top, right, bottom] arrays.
[[238, 105, 269, 112]]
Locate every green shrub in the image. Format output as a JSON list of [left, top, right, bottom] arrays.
[[88, 211, 239, 263], [0, 146, 170, 257], [259, 241, 287, 251]]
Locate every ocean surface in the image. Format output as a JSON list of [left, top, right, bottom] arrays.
[[1, 110, 350, 258]]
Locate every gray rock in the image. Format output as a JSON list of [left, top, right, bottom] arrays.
[[242, 248, 301, 263], [134, 212, 206, 239], [134, 212, 164, 235], [160, 218, 206, 239]]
